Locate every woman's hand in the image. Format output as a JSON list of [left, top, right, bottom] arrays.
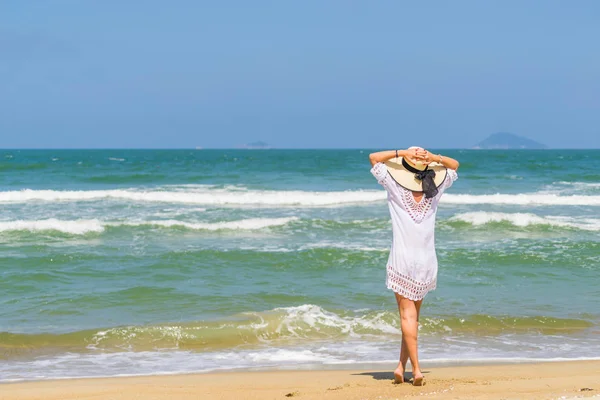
[[405, 147, 429, 164], [418, 149, 461, 170], [418, 149, 438, 165]]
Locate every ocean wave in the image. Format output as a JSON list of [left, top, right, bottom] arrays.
[[0, 219, 105, 235], [82, 305, 402, 351], [0, 188, 385, 206], [3, 213, 597, 240], [449, 212, 600, 231], [0, 305, 398, 356], [539, 181, 600, 196], [0, 305, 592, 357], [0, 217, 298, 235], [1, 305, 598, 382], [442, 193, 600, 206], [2, 187, 600, 207], [554, 181, 600, 188], [120, 217, 298, 231]]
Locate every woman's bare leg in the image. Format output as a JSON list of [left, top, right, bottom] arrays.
[[395, 327, 409, 382], [394, 292, 424, 383], [399, 299, 422, 367], [394, 293, 410, 383], [394, 340, 408, 382]]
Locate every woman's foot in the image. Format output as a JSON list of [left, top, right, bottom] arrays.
[[412, 372, 425, 386], [393, 366, 404, 384]]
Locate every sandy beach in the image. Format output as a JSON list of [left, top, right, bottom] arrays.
[[2, 360, 599, 400]]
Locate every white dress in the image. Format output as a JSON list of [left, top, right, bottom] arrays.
[[371, 162, 458, 301]]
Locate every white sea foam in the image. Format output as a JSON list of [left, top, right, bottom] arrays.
[[0, 217, 298, 235], [3, 353, 600, 383], [119, 217, 298, 231], [442, 193, 600, 206], [268, 304, 401, 337], [450, 212, 600, 231], [539, 181, 600, 196], [0, 188, 385, 206], [2, 187, 600, 207], [0, 219, 105, 234], [554, 181, 600, 188]]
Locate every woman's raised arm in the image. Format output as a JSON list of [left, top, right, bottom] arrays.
[[369, 148, 423, 167], [421, 150, 460, 171]]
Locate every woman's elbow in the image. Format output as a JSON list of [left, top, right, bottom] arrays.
[[369, 153, 378, 166]]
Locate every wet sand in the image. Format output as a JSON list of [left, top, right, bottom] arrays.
[[2, 360, 599, 400]]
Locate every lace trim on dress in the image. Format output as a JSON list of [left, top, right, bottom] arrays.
[[444, 169, 458, 189], [370, 162, 389, 186], [386, 266, 437, 301], [399, 188, 433, 223]]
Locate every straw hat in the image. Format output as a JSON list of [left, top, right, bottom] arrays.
[[384, 156, 448, 193]]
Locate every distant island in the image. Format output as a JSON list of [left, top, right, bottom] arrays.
[[241, 141, 270, 149], [473, 132, 547, 149]]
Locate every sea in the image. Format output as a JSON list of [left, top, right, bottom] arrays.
[[1, 149, 599, 382]]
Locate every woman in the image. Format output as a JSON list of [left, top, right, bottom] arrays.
[[369, 147, 459, 386]]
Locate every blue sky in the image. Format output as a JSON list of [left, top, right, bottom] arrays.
[[1, 1, 599, 149]]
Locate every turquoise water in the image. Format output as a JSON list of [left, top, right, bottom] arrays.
[[1, 149, 599, 381]]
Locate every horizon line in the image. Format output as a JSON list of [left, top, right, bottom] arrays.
[[1, 147, 599, 150]]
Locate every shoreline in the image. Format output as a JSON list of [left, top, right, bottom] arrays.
[[4, 356, 600, 385], [2, 360, 599, 400]]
